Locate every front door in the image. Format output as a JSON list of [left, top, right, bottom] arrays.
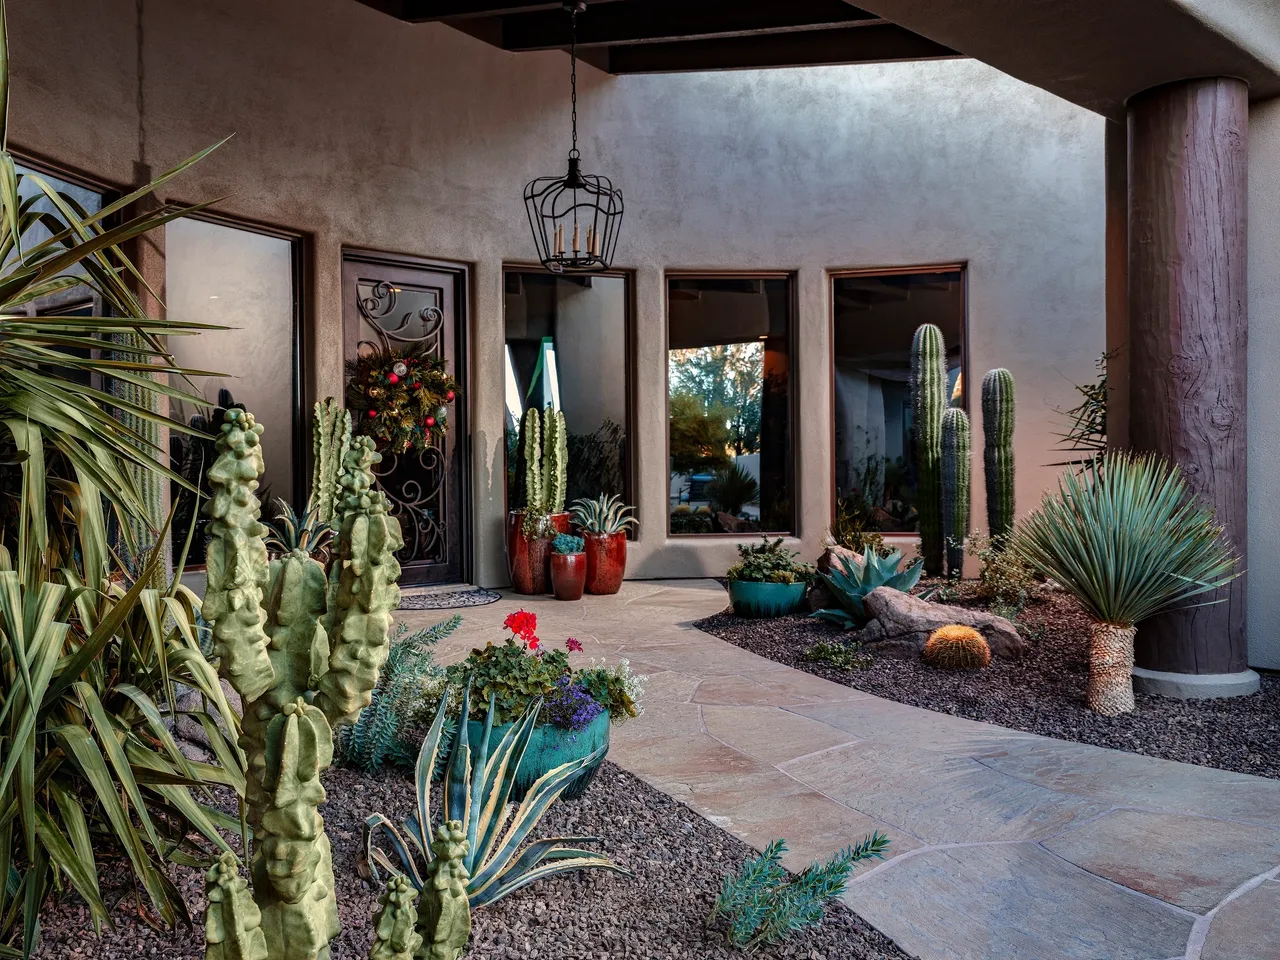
[[341, 251, 469, 585]]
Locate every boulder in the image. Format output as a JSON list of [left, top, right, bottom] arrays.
[[860, 586, 1028, 659], [817, 545, 861, 575]]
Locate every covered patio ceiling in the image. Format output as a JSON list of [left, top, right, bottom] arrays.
[[353, 0, 959, 73]]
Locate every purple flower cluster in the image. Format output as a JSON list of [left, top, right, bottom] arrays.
[[544, 675, 606, 732]]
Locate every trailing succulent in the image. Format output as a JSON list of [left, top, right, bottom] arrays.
[[811, 549, 923, 630], [707, 834, 890, 949], [726, 536, 815, 585]]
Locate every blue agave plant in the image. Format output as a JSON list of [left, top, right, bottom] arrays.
[[811, 549, 924, 629]]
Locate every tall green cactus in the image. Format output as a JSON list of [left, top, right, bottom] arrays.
[[110, 332, 168, 586], [521, 406, 542, 512], [201, 406, 405, 960], [982, 368, 1016, 541], [910, 324, 947, 576], [543, 405, 568, 515], [310, 398, 351, 524], [941, 408, 971, 579]]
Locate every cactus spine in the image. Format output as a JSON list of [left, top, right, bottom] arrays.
[[941, 408, 971, 579], [310, 398, 351, 524], [201, 406, 404, 960], [910, 324, 947, 577], [981, 368, 1016, 541]]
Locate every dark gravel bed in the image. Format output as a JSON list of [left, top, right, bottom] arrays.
[[37, 763, 910, 960], [696, 586, 1280, 780]]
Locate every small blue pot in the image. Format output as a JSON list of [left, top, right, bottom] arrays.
[[728, 579, 807, 618]]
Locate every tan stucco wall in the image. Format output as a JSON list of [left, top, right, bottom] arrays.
[[8, 0, 1105, 589]]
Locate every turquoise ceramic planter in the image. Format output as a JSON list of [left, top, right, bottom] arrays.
[[466, 710, 610, 802], [729, 579, 806, 618]]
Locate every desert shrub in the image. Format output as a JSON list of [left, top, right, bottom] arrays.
[[970, 531, 1038, 615], [726, 536, 814, 585], [922, 625, 991, 668], [829, 498, 887, 557]]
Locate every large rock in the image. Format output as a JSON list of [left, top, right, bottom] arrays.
[[817, 545, 861, 575], [861, 587, 1029, 659]]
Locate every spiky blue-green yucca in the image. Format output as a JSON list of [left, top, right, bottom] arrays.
[[811, 549, 924, 630], [941, 408, 971, 579], [910, 324, 947, 576], [982, 368, 1016, 541]]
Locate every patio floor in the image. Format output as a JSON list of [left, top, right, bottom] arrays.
[[400, 580, 1280, 960]]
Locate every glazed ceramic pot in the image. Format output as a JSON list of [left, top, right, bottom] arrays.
[[583, 531, 627, 595], [507, 511, 572, 594], [467, 711, 609, 801], [550, 551, 587, 601], [728, 579, 807, 618]]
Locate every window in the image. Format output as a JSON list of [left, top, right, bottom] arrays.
[[667, 275, 793, 535], [503, 269, 631, 511], [166, 217, 302, 562], [832, 268, 965, 534]]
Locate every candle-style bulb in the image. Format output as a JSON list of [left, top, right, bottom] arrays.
[[572, 221, 580, 253]]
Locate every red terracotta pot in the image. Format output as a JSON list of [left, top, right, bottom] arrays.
[[584, 531, 627, 595], [550, 552, 587, 601], [507, 511, 573, 595]]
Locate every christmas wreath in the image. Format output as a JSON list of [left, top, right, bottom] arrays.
[[345, 344, 459, 454]]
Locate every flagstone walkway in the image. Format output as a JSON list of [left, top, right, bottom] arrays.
[[401, 580, 1280, 960]]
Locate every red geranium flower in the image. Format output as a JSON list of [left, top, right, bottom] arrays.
[[566, 638, 583, 653], [504, 610, 537, 639]]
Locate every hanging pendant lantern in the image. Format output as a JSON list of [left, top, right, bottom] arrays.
[[524, 1, 624, 273]]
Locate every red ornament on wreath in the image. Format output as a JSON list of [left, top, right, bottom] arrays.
[[425, 416, 436, 427], [446, 390, 455, 401], [388, 373, 400, 384], [346, 343, 460, 455]]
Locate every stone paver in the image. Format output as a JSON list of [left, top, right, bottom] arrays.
[[405, 580, 1280, 960]]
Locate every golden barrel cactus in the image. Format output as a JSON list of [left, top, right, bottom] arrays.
[[923, 625, 991, 669]]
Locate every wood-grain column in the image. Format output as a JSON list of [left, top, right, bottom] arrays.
[[1127, 77, 1248, 676]]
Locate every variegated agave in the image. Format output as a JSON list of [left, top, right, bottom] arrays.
[[362, 682, 628, 913], [569, 493, 637, 535], [262, 496, 335, 561], [811, 549, 924, 630]]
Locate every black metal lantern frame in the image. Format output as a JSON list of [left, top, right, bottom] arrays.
[[523, 2, 623, 273]]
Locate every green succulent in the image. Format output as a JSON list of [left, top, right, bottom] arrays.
[[726, 536, 814, 584], [552, 533, 584, 555], [569, 493, 638, 535], [811, 549, 924, 629], [262, 496, 334, 561]]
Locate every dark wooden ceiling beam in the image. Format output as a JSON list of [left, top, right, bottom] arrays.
[[366, 0, 621, 23], [500, 0, 881, 52], [607, 22, 957, 73]]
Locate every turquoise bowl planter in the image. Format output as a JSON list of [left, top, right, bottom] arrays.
[[728, 579, 807, 618], [466, 710, 610, 802]]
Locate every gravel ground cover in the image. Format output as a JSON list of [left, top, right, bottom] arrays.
[[37, 763, 911, 960], [697, 584, 1280, 780]]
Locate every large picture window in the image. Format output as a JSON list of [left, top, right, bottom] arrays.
[[832, 267, 965, 534], [503, 269, 631, 511], [667, 275, 793, 536]]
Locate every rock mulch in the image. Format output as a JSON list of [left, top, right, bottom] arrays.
[[36, 763, 911, 960], [697, 585, 1280, 781]]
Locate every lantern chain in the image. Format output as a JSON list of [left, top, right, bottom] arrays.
[[569, 3, 580, 159]]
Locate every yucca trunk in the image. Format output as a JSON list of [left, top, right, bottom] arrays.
[[1087, 622, 1136, 716]]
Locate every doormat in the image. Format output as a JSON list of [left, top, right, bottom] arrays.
[[398, 588, 503, 611]]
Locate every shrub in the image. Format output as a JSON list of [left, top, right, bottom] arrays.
[[923, 625, 991, 668], [707, 835, 890, 949], [811, 549, 923, 630], [971, 531, 1038, 615], [705, 463, 760, 516], [829, 498, 887, 558], [726, 536, 814, 585]]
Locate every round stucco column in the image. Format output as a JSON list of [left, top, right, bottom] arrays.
[[1126, 77, 1257, 696]]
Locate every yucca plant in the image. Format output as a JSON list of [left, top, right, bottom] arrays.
[[704, 463, 760, 517], [1012, 451, 1239, 715], [362, 683, 628, 955], [569, 492, 637, 535], [811, 549, 924, 630]]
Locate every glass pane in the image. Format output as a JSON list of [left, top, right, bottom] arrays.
[[355, 280, 441, 346], [503, 271, 629, 509], [166, 218, 296, 562], [832, 269, 965, 533], [667, 276, 792, 535]]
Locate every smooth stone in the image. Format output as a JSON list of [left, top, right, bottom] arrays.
[[863, 586, 1029, 658], [1201, 878, 1280, 959]]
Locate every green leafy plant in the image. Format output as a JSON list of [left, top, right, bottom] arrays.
[[335, 616, 461, 773], [552, 533, 584, 555], [668, 391, 732, 478], [705, 463, 760, 517], [811, 549, 924, 630], [575, 659, 645, 722], [828, 499, 886, 557], [970, 531, 1037, 617], [1012, 451, 1238, 715], [570, 492, 637, 535], [707, 834, 890, 949], [726, 537, 814, 585], [362, 683, 630, 933], [802, 640, 872, 671]]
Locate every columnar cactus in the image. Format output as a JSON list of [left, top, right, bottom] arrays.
[[982, 368, 1016, 541], [201, 406, 404, 960], [205, 853, 268, 960], [311, 397, 351, 524], [941, 408, 971, 579], [417, 821, 472, 960], [521, 406, 542, 512], [542, 406, 568, 514], [910, 324, 947, 576], [369, 876, 424, 960]]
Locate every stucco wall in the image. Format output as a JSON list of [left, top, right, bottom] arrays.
[[7, 0, 1105, 590]]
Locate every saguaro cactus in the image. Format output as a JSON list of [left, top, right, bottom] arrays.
[[941, 408, 972, 579], [201, 404, 405, 960], [982, 368, 1016, 541], [910, 324, 947, 576]]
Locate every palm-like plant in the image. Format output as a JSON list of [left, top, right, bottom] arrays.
[[1012, 451, 1239, 715], [704, 463, 760, 517], [569, 492, 638, 535], [362, 683, 628, 919], [811, 549, 924, 630]]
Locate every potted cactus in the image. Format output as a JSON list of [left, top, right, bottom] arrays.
[[550, 533, 588, 600], [570, 493, 638, 595], [726, 537, 815, 618], [508, 405, 570, 594]]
